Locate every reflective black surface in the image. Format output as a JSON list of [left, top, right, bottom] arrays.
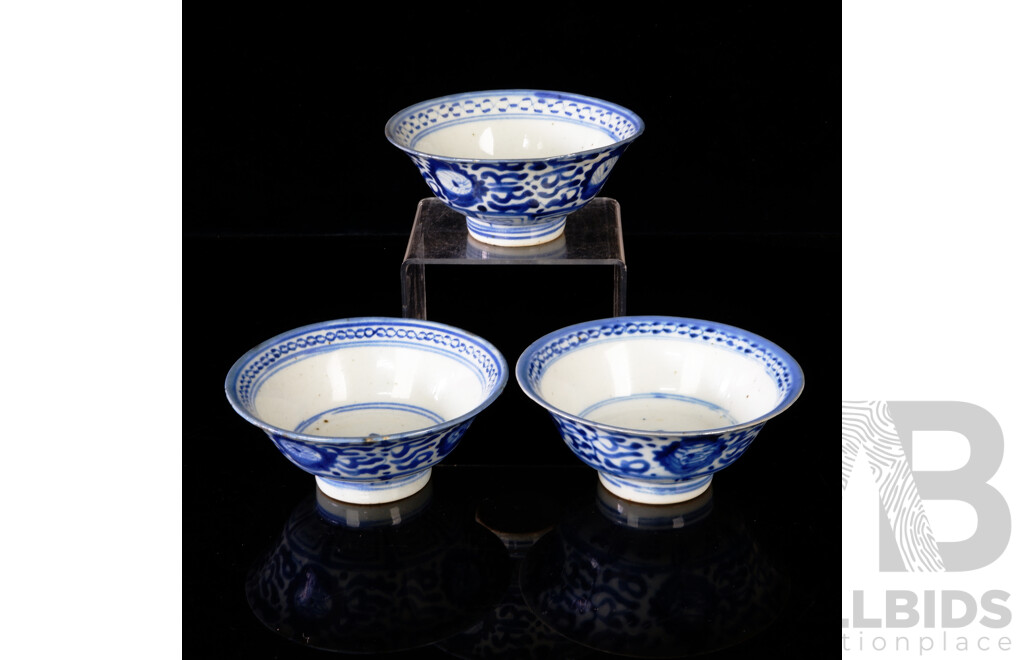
[[246, 481, 512, 655], [185, 231, 835, 659], [519, 484, 786, 658]]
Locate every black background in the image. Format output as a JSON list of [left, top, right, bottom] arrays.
[[187, 5, 836, 657]]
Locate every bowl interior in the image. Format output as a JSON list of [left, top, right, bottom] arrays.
[[523, 321, 800, 434], [254, 346, 487, 436], [413, 117, 617, 160], [387, 90, 643, 160], [230, 321, 505, 439]]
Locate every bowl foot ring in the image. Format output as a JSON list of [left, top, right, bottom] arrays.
[[315, 468, 432, 505], [598, 472, 713, 505], [465, 214, 567, 247]]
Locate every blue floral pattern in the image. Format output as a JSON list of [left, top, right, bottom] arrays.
[[405, 142, 633, 225], [268, 421, 471, 482], [652, 425, 764, 474], [552, 416, 764, 480]]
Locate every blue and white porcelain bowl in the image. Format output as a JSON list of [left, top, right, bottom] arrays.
[[385, 90, 643, 247], [225, 318, 507, 504], [516, 317, 804, 504]]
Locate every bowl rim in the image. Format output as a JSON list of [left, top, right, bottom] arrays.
[[384, 88, 645, 163], [225, 317, 509, 446], [515, 315, 805, 437]]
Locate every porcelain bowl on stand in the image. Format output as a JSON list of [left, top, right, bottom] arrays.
[[516, 317, 803, 504], [226, 318, 507, 504], [385, 89, 643, 247]]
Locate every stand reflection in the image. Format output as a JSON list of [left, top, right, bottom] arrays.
[[437, 491, 599, 659]]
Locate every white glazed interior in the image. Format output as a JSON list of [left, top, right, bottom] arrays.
[[412, 118, 616, 159], [252, 345, 486, 438], [537, 338, 782, 432]]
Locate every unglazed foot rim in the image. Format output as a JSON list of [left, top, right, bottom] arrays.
[[315, 469, 432, 505], [465, 215, 567, 247], [598, 472, 713, 505]]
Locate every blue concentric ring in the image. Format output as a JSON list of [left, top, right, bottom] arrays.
[[515, 316, 804, 438], [225, 317, 508, 447]]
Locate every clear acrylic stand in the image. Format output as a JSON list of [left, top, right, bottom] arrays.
[[401, 197, 627, 320]]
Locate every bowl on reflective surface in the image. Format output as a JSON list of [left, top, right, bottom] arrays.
[[225, 317, 507, 504], [516, 317, 803, 504], [385, 89, 643, 247]]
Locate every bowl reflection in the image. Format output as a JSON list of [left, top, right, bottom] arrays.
[[245, 485, 511, 654], [595, 481, 714, 531], [314, 478, 433, 529], [519, 483, 788, 658]]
